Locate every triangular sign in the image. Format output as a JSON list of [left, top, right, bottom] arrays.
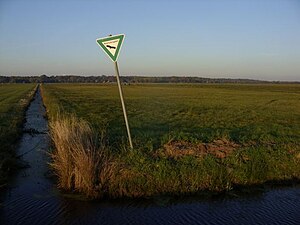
[[96, 34, 125, 62]]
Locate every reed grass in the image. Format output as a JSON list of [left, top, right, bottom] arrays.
[[49, 115, 114, 198]]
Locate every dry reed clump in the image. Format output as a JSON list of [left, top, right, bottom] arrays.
[[49, 115, 114, 198]]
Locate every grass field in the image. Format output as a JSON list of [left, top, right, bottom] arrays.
[[0, 84, 36, 185], [41, 83, 300, 198]]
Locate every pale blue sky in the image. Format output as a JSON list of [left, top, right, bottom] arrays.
[[0, 0, 299, 81]]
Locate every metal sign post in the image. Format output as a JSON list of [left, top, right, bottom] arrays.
[[96, 34, 133, 149], [114, 61, 133, 149]]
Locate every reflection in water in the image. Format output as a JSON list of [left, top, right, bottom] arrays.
[[0, 88, 300, 225]]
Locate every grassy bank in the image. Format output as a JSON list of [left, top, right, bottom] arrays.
[[41, 83, 300, 198], [0, 84, 37, 185]]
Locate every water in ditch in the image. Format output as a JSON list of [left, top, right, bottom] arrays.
[[0, 88, 299, 225]]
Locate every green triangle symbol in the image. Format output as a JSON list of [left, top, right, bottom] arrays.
[[96, 34, 125, 62]]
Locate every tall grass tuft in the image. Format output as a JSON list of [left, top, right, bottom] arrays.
[[49, 115, 113, 198]]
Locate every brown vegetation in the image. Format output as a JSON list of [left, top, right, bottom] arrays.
[[49, 115, 114, 198], [161, 139, 240, 159]]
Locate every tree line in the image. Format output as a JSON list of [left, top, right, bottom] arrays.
[[0, 74, 293, 84]]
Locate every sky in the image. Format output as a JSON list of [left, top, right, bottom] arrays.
[[0, 0, 299, 81]]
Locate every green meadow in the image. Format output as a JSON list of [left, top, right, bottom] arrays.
[[42, 83, 300, 198], [0, 84, 36, 184]]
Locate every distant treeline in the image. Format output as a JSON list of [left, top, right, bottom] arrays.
[[0, 75, 297, 84]]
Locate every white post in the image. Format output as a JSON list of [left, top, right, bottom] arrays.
[[114, 61, 133, 149]]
